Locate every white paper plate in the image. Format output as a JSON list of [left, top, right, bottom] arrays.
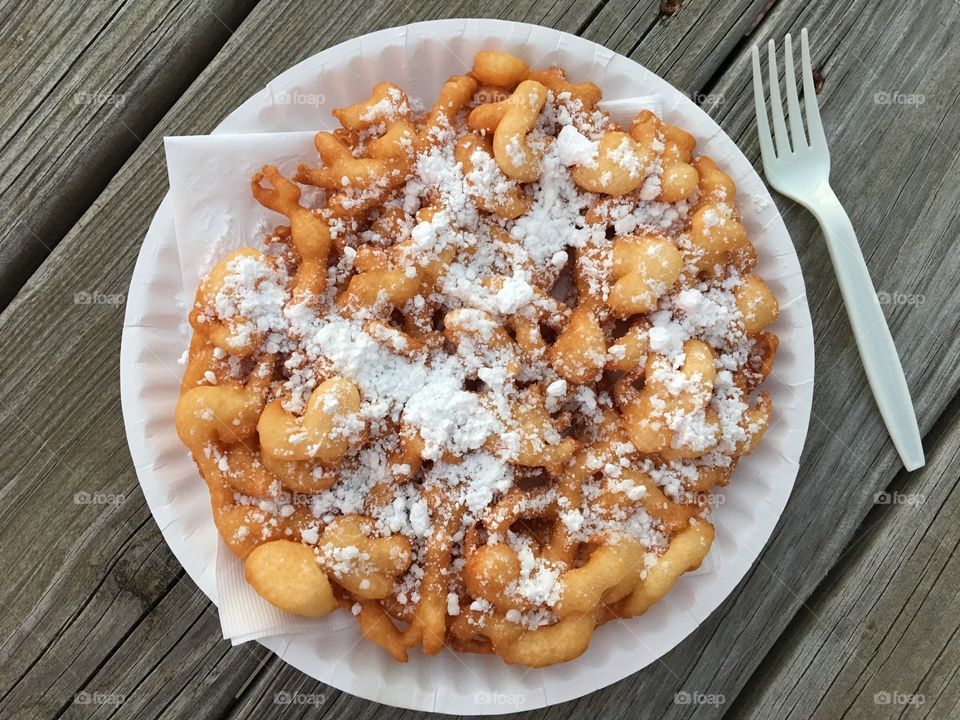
[[120, 18, 814, 715]]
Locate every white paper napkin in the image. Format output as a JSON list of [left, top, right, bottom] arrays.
[[164, 132, 321, 292]]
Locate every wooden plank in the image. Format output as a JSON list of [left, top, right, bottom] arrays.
[[0, 0, 958, 719], [730, 397, 960, 719], [0, 0, 259, 310]]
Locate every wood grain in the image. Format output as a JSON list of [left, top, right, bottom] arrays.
[[732, 395, 960, 719], [0, 0, 958, 718], [0, 0, 259, 309]]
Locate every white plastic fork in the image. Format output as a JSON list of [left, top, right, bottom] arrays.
[[751, 29, 925, 471]]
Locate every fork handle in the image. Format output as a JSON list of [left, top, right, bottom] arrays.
[[808, 185, 925, 470]]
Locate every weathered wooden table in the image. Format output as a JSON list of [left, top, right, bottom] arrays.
[[2, 1, 958, 718]]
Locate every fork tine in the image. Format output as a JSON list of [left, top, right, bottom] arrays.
[[800, 28, 826, 147], [767, 40, 791, 156], [783, 33, 807, 148], [751, 44, 776, 164]]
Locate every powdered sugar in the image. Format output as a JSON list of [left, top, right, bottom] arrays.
[[555, 125, 596, 167], [209, 253, 290, 352]]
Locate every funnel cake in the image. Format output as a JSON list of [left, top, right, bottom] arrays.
[[175, 50, 779, 666]]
